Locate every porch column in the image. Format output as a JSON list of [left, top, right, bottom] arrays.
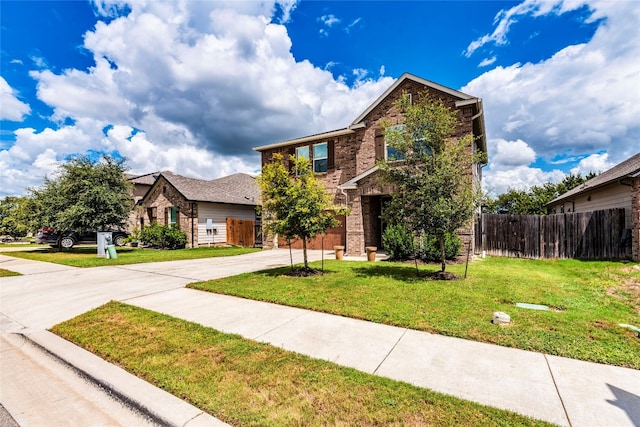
[[346, 191, 365, 255]]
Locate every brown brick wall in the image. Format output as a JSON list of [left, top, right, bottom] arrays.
[[259, 79, 479, 256], [632, 177, 640, 261]]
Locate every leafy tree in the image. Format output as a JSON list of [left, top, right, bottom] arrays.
[[0, 196, 30, 238], [28, 155, 133, 241], [484, 172, 598, 215], [258, 153, 347, 271], [380, 93, 485, 274]]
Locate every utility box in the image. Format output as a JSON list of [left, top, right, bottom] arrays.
[[97, 231, 113, 258]]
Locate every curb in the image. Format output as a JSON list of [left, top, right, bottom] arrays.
[[19, 330, 229, 427]]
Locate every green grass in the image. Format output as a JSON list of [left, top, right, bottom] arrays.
[[0, 243, 39, 248], [6, 246, 261, 267], [189, 257, 640, 369], [52, 301, 552, 427], [0, 268, 21, 277]]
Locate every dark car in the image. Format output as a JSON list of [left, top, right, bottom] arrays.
[[35, 228, 129, 249]]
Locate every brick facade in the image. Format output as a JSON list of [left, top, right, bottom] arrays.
[[136, 176, 198, 248], [632, 177, 640, 261], [257, 74, 485, 256]]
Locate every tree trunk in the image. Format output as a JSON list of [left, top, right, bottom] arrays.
[[440, 234, 446, 272], [302, 238, 309, 269]]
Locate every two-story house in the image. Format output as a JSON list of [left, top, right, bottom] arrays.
[[254, 73, 488, 256]]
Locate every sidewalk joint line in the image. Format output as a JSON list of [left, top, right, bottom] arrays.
[[113, 265, 201, 282], [119, 285, 187, 303], [252, 310, 310, 340], [544, 354, 572, 427], [373, 328, 408, 375]]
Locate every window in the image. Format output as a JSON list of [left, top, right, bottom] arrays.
[[385, 125, 406, 161], [147, 207, 157, 223], [313, 142, 328, 173], [296, 146, 309, 160], [169, 207, 178, 226]]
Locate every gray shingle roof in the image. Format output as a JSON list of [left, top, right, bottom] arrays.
[[127, 171, 167, 186], [548, 152, 640, 205], [161, 172, 260, 205]]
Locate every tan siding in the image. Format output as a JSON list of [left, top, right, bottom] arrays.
[[569, 184, 632, 227], [197, 203, 255, 245]]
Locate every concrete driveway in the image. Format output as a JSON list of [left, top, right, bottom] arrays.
[[1, 249, 639, 427], [0, 249, 324, 331]]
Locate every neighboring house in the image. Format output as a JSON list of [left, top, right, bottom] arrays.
[[254, 72, 487, 255], [127, 171, 167, 204], [125, 171, 167, 232], [135, 171, 261, 248], [547, 153, 640, 261]]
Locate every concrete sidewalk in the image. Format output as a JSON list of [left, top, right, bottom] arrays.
[[1, 249, 639, 426], [125, 288, 640, 427]]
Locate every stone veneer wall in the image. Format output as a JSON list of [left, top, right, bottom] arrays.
[[139, 178, 198, 248]]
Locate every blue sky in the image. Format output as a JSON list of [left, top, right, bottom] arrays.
[[1, 0, 639, 198]]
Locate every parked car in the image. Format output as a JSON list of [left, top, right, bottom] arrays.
[[35, 228, 129, 249]]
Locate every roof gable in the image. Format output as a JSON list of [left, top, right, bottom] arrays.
[[350, 72, 478, 126], [548, 152, 640, 205], [253, 72, 486, 153], [144, 172, 260, 206]]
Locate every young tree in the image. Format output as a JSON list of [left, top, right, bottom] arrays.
[[380, 93, 485, 274], [29, 155, 133, 239], [258, 152, 347, 272]]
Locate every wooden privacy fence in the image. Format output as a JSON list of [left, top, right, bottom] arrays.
[[226, 218, 255, 247], [476, 209, 631, 260]]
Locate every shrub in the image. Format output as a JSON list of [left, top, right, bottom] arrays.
[[417, 232, 461, 262], [382, 224, 415, 261], [141, 223, 187, 249]]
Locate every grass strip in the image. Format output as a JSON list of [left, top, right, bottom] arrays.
[[0, 268, 21, 277], [52, 301, 552, 427], [6, 246, 261, 267], [189, 257, 640, 369]]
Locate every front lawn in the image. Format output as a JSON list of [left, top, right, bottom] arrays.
[[7, 246, 261, 267], [52, 302, 552, 427], [189, 257, 640, 369]]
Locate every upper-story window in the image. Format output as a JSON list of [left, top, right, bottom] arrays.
[[296, 146, 309, 160], [292, 142, 332, 174], [313, 142, 328, 173], [385, 125, 406, 161]]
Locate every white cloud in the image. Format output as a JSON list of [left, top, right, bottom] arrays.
[[319, 14, 340, 27], [569, 152, 614, 176], [484, 165, 566, 196], [345, 17, 362, 34], [2, 0, 394, 197], [464, 0, 640, 194], [490, 138, 536, 167], [464, 0, 584, 57], [478, 56, 497, 67], [0, 77, 30, 121]]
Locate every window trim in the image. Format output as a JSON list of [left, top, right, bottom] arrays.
[[313, 142, 328, 174]]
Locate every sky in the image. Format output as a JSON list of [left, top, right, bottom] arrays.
[[1, 0, 639, 198]]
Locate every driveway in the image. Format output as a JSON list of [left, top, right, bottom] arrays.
[[0, 249, 328, 331]]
